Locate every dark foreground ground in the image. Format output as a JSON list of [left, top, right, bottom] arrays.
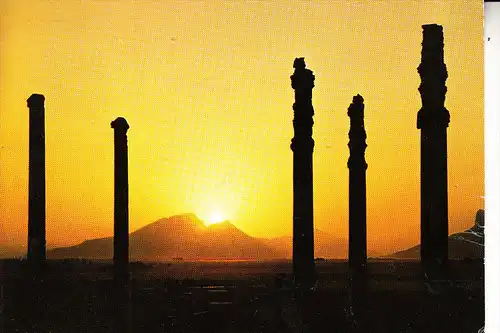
[[0, 259, 483, 333]]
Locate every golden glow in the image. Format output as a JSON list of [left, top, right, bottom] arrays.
[[0, 0, 483, 255], [206, 211, 226, 226]]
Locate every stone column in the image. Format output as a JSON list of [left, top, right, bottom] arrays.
[[27, 94, 46, 267], [290, 58, 315, 287], [111, 117, 130, 286], [347, 95, 367, 269], [25, 94, 47, 330], [417, 24, 450, 267]]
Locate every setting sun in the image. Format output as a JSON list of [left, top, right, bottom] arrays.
[[206, 211, 226, 226], [0, 0, 483, 257], [0, 1, 485, 330]]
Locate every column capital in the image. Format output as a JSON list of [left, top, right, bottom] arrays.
[[27, 94, 45, 108], [291, 57, 315, 90], [422, 23, 443, 32], [111, 117, 130, 132], [348, 94, 364, 118], [417, 23, 450, 130], [347, 94, 368, 171]]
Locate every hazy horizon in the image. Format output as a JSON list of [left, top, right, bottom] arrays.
[[0, 0, 484, 255], [0, 209, 483, 261]]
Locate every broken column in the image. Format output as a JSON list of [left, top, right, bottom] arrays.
[[27, 94, 46, 268], [111, 117, 130, 286], [290, 58, 315, 287], [417, 24, 450, 267], [347, 94, 367, 269]]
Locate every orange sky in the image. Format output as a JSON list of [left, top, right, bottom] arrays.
[[0, 0, 483, 255]]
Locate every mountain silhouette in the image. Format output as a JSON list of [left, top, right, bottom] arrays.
[[0, 245, 25, 259], [48, 214, 288, 260], [46, 214, 352, 261], [386, 209, 484, 259], [4, 211, 483, 261], [263, 228, 348, 259]]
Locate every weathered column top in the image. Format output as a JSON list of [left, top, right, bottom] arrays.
[[111, 117, 130, 132], [417, 23, 450, 130], [419, 24, 445, 69], [27, 94, 45, 108], [348, 94, 365, 118], [290, 57, 315, 90], [421, 24, 444, 48], [422, 24, 443, 32]]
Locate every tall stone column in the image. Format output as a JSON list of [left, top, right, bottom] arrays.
[[290, 58, 315, 287], [347, 95, 367, 269], [417, 24, 450, 267], [27, 94, 46, 267], [111, 117, 130, 286]]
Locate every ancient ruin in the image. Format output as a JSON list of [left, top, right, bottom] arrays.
[[417, 24, 450, 267], [347, 94, 367, 269], [111, 117, 130, 285], [27, 94, 46, 270], [290, 58, 316, 286]]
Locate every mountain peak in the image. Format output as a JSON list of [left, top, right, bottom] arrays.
[[386, 209, 485, 259], [172, 212, 202, 221], [48, 213, 285, 260], [474, 209, 484, 228], [153, 213, 204, 226], [129, 213, 206, 240], [207, 220, 233, 228], [206, 221, 245, 235]]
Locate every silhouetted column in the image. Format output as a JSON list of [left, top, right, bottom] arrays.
[[347, 95, 367, 269], [417, 24, 450, 267], [27, 94, 46, 269], [290, 58, 315, 287], [111, 117, 130, 286]]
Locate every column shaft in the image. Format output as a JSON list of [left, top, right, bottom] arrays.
[[417, 24, 450, 266], [111, 118, 130, 285], [27, 94, 46, 266], [347, 95, 367, 269], [290, 58, 315, 286]]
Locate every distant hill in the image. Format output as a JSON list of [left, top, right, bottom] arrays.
[[47, 213, 351, 261], [0, 245, 25, 259], [6, 211, 484, 261], [386, 209, 484, 259], [48, 214, 287, 260], [262, 228, 348, 259]]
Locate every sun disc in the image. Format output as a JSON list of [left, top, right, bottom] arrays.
[[207, 211, 224, 225]]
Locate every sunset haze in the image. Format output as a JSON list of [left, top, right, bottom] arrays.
[[0, 0, 483, 256]]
